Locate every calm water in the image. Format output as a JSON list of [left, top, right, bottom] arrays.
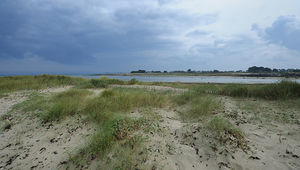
[[76, 75, 300, 84]]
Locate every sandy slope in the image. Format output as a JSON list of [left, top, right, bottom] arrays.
[[0, 87, 96, 170], [0, 92, 30, 117], [144, 109, 205, 170], [222, 97, 300, 170], [143, 94, 300, 170]]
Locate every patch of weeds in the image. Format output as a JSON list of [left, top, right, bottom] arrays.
[[218, 81, 300, 100], [220, 85, 249, 97], [0, 75, 84, 94], [188, 96, 220, 118], [0, 120, 12, 131], [84, 88, 166, 123], [172, 91, 195, 105], [41, 89, 92, 122], [173, 92, 221, 121], [90, 79, 108, 88], [72, 115, 148, 168], [12, 89, 92, 122], [236, 98, 300, 124], [207, 116, 248, 150], [101, 89, 114, 97], [11, 92, 49, 114], [128, 78, 138, 85], [77, 77, 136, 89], [0, 94, 9, 98], [103, 135, 147, 169], [192, 84, 220, 94]]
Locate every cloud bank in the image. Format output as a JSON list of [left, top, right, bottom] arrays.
[[0, 0, 300, 74]]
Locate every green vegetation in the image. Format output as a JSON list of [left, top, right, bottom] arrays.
[[71, 88, 166, 168], [208, 117, 243, 141], [100, 134, 147, 169], [77, 77, 139, 89], [0, 75, 85, 94], [10, 89, 92, 122], [187, 96, 219, 118], [42, 89, 92, 122], [167, 80, 300, 100], [172, 91, 220, 121], [84, 88, 166, 123], [77, 115, 148, 168], [14, 87, 165, 168], [0, 120, 11, 131], [219, 81, 300, 99], [236, 98, 300, 124], [207, 116, 247, 150], [3, 75, 300, 168]]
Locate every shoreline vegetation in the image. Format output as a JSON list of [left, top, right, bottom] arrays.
[[87, 66, 300, 78], [88, 71, 300, 78], [1, 75, 300, 169]]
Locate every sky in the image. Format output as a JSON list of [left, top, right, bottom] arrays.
[[1, 0, 300, 74]]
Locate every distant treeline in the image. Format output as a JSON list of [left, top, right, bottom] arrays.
[[247, 66, 300, 73], [131, 66, 300, 74]]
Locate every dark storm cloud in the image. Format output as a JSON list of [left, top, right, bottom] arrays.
[[0, 0, 217, 67]]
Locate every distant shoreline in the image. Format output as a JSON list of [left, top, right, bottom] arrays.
[[86, 72, 300, 78]]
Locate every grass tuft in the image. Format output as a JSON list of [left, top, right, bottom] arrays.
[[0, 75, 84, 94], [84, 88, 166, 123], [172, 91, 220, 121], [219, 81, 300, 99], [41, 89, 92, 122], [0, 120, 11, 131], [207, 116, 247, 150]]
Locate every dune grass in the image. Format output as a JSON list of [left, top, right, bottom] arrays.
[[206, 116, 247, 150], [67, 88, 165, 168], [0, 120, 11, 131], [0, 75, 85, 94], [172, 91, 220, 121], [41, 89, 92, 122], [15, 87, 166, 123], [84, 88, 166, 123], [11, 89, 92, 122], [218, 81, 300, 99], [10, 87, 164, 168], [76, 77, 139, 89], [208, 116, 243, 141], [155, 80, 300, 100]]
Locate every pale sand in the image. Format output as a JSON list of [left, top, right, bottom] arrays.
[[0, 87, 96, 169], [1, 85, 299, 169]]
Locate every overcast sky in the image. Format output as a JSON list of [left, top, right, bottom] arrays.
[[1, 0, 300, 74]]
